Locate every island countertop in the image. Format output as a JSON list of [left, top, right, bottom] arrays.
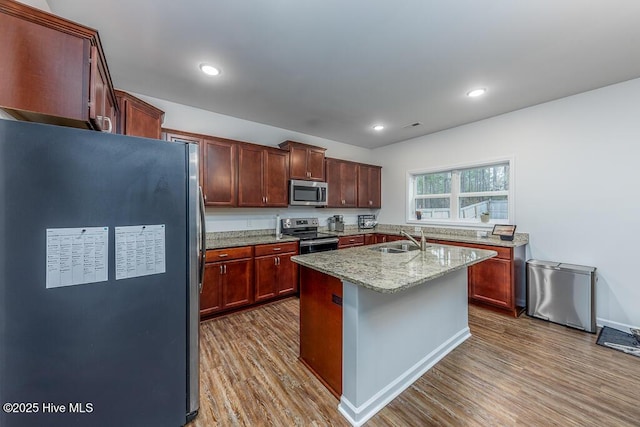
[[292, 240, 497, 294]]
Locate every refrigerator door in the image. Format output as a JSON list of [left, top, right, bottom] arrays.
[[0, 120, 192, 427], [187, 143, 201, 421]]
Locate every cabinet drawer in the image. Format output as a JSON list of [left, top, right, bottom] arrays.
[[254, 241, 298, 257], [338, 235, 364, 247], [206, 246, 253, 262], [429, 239, 512, 260]]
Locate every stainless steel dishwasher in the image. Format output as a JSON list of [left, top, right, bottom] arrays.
[[526, 260, 597, 333]]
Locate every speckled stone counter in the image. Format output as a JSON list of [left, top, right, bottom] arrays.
[[323, 225, 528, 248], [206, 233, 297, 249], [292, 240, 496, 293]]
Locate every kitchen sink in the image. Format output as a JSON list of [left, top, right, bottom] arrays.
[[370, 243, 422, 253]]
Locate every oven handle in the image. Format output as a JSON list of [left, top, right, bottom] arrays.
[[299, 238, 339, 247]]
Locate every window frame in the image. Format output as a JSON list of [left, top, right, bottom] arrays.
[[406, 157, 515, 228]]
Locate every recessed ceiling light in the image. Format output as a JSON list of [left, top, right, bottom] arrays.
[[373, 125, 385, 131], [199, 64, 221, 76], [467, 88, 486, 98]]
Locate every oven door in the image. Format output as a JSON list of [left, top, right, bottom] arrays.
[[299, 238, 339, 254]]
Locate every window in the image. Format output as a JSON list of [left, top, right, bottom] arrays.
[[408, 159, 513, 225]]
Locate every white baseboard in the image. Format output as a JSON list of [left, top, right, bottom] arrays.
[[338, 327, 471, 427], [596, 317, 639, 333]]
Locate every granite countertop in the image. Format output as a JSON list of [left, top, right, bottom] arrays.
[[206, 224, 528, 250], [207, 234, 298, 250], [292, 240, 497, 294], [324, 227, 527, 248]]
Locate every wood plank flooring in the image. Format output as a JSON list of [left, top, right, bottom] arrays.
[[190, 297, 640, 426]]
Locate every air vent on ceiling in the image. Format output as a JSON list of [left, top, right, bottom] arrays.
[[403, 122, 422, 128]]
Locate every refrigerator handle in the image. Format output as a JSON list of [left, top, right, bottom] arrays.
[[198, 185, 207, 293]]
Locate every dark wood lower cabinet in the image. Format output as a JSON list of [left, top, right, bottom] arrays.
[[337, 235, 365, 249], [299, 266, 342, 398], [428, 239, 525, 317], [200, 246, 254, 317], [375, 233, 405, 243], [254, 242, 299, 302], [202, 242, 299, 318]]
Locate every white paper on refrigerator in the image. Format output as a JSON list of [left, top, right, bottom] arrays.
[[46, 227, 109, 289], [115, 224, 166, 280]]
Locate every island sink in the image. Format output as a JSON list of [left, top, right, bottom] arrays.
[[369, 243, 422, 253]]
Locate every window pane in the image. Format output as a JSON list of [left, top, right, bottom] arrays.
[[415, 172, 452, 195], [459, 164, 509, 193], [459, 196, 508, 219], [416, 198, 450, 219]]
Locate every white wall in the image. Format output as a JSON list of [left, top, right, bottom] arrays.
[[130, 93, 377, 231], [374, 77, 640, 330]]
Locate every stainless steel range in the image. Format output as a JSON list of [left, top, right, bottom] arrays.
[[281, 217, 339, 254]]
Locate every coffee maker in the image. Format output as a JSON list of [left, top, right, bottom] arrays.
[[333, 215, 345, 232]]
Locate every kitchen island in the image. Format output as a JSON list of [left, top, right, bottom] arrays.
[[292, 241, 497, 426]]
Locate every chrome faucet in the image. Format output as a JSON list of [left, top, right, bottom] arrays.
[[400, 229, 427, 251]]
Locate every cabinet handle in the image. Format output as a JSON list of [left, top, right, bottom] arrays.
[[369, 200, 372, 205], [218, 254, 228, 258], [274, 257, 278, 265], [97, 116, 113, 133], [277, 256, 280, 266], [204, 194, 208, 202], [220, 265, 223, 274], [224, 265, 227, 274], [265, 196, 268, 203], [273, 248, 281, 251], [349, 239, 355, 242]]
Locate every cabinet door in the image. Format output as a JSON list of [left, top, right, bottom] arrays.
[[200, 262, 222, 316], [369, 166, 381, 208], [289, 145, 309, 180], [357, 165, 382, 208], [341, 161, 358, 207], [203, 138, 236, 206], [254, 256, 278, 302], [264, 149, 289, 206], [364, 234, 376, 245], [308, 148, 326, 181], [325, 159, 342, 207], [222, 259, 253, 309], [117, 94, 163, 139], [237, 145, 264, 206], [277, 253, 299, 295], [468, 258, 513, 309]]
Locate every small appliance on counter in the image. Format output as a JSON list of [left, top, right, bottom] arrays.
[[327, 216, 336, 231], [333, 215, 345, 232], [358, 214, 377, 230]]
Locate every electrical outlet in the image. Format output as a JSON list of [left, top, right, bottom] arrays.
[[414, 227, 421, 232]]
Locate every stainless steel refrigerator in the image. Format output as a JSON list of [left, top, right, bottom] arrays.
[[0, 119, 203, 427]]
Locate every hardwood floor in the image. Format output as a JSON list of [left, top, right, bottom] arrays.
[[190, 297, 640, 426]]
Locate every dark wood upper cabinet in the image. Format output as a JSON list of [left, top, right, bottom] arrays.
[[278, 140, 326, 181], [114, 90, 164, 139], [0, 0, 118, 132], [326, 158, 358, 208], [238, 144, 289, 207], [162, 129, 205, 197], [357, 164, 382, 208], [203, 137, 237, 206]]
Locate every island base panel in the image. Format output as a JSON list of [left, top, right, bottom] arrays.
[[299, 266, 343, 397], [339, 268, 470, 426]]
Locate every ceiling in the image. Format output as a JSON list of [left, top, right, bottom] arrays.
[[46, 0, 640, 149]]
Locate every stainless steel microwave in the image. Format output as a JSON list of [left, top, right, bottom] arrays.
[[289, 179, 328, 206]]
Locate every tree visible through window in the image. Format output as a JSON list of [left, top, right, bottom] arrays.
[[409, 161, 511, 223]]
